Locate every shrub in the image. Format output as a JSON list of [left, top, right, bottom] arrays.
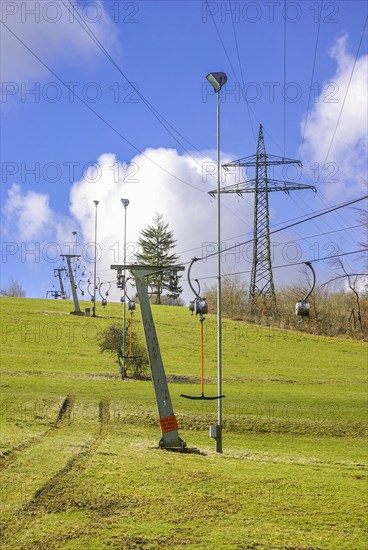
[[99, 323, 151, 379]]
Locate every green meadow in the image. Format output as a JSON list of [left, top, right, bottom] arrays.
[[0, 297, 367, 549]]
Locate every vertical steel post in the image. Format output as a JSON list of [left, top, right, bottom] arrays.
[[216, 89, 223, 453], [121, 199, 129, 379], [72, 231, 78, 289], [92, 200, 99, 317]]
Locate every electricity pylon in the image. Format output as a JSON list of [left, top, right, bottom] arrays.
[[209, 124, 316, 315]]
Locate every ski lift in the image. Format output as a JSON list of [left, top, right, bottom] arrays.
[[87, 277, 100, 302], [295, 261, 316, 319], [79, 267, 92, 294], [98, 281, 111, 307], [78, 279, 85, 296], [181, 258, 225, 401], [46, 290, 61, 299]]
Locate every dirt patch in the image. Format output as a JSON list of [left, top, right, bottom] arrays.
[[23, 399, 111, 514], [0, 396, 76, 470]]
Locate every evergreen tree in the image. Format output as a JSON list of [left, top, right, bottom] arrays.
[[136, 213, 182, 304]]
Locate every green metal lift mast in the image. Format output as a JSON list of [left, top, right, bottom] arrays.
[[111, 264, 186, 451], [62, 254, 83, 315], [210, 124, 316, 315], [54, 268, 66, 299]]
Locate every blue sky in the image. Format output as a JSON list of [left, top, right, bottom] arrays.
[[1, 0, 367, 303]]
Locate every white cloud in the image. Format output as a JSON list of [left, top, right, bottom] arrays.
[[3, 183, 53, 240], [300, 34, 368, 199], [4, 148, 317, 300], [68, 149, 250, 299], [0, 148, 246, 298], [0, 0, 120, 84]]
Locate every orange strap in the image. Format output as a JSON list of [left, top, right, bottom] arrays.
[[129, 312, 133, 355], [200, 319, 204, 394]]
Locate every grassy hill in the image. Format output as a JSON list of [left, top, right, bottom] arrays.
[[0, 297, 366, 549]]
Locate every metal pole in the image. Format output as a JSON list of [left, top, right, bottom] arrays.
[[216, 89, 223, 453], [122, 203, 127, 378], [92, 200, 99, 317], [72, 231, 78, 287]]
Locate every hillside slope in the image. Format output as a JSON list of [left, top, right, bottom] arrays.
[[0, 297, 367, 549]]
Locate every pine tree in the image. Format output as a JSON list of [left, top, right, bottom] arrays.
[[136, 213, 182, 304]]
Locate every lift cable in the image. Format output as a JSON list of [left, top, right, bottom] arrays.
[[195, 248, 368, 282], [196, 194, 368, 263], [176, 222, 365, 262]]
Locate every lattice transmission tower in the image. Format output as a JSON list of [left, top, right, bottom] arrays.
[[210, 124, 316, 315]]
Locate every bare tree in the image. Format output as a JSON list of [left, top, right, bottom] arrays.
[[334, 259, 363, 331], [205, 274, 247, 319], [0, 278, 26, 297]]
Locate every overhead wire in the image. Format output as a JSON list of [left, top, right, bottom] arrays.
[[299, 0, 324, 156], [62, 0, 249, 227], [298, 14, 368, 243], [0, 20, 207, 194], [197, 194, 368, 262], [177, 222, 365, 263], [62, 0, 211, 163], [196, 248, 368, 282], [320, 14, 368, 172], [206, 0, 325, 247], [279, 0, 347, 246], [283, 0, 287, 156], [228, 0, 256, 141]]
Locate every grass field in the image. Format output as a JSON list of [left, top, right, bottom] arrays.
[[0, 297, 367, 549]]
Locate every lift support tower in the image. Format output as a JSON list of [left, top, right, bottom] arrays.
[[111, 263, 186, 451], [62, 254, 83, 315]]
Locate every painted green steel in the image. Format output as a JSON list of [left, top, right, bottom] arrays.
[[63, 255, 82, 315], [111, 264, 186, 450], [55, 268, 66, 299]]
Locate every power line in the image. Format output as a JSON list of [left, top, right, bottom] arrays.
[[310, 10, 367, 244], [321, 14, 368, 171], [62, 0, 211, 164], [62, 1, 250, 229], [198, 194, 368, 262], [179, 195, 367, 266], [197, 248, 368, 282], [0, 20, 206, 194], [228, 0, 256, 140], [283, 0, 287, 156], [299, 0, 323, 156]]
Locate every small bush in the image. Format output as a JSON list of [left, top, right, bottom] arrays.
[[99, 323, 151, 380]]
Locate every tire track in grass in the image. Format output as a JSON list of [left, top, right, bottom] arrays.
[[24, 399, 110, 514], [0, 396, 75, 470]]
